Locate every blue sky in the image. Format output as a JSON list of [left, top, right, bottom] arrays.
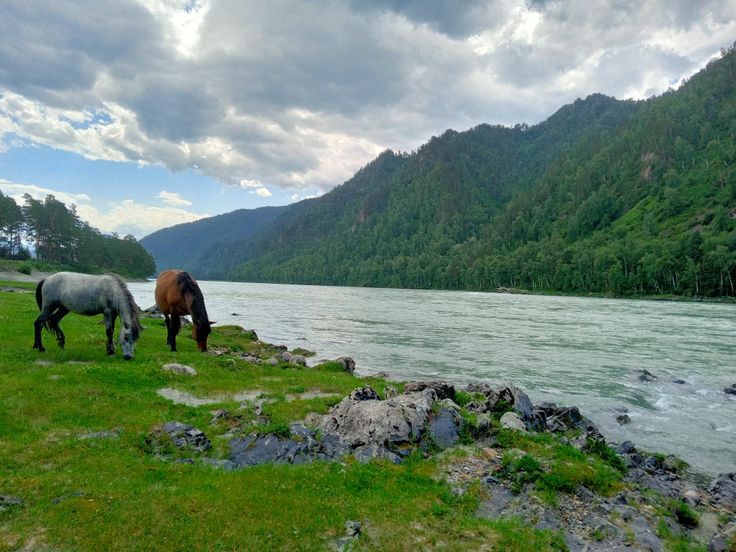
[[1, 0, 734, 238]]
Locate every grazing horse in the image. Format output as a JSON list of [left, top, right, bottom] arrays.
[[155, 269, 214, 352], [33, 272, 142, 360]]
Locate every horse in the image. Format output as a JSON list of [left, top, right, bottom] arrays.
[[155, 269, 214, 352], [33, 272, 142, 360]]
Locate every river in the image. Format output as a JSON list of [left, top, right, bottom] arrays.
[[128, 280, 736, 476]]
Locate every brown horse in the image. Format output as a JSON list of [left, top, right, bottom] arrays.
[[155, 269, 214, 352]]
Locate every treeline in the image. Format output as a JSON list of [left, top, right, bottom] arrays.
[[0, 192, 155, 278], [142, 44, 736, 298]]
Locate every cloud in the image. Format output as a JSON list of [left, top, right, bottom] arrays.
[[0, 178, 207, 238], [76, 200, 208, 237], [157, 190, 192, 206], [0, 0, 734, 195], [0, 179, 91, 205], [253, 187, 271, 197]]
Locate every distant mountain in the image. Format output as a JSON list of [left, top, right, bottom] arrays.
[[140, 205, 287, 274], [144, 45, 736, 297]]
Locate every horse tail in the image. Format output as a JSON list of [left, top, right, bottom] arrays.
[[34, 279, 54, 334], [35, 279, 45, 311]]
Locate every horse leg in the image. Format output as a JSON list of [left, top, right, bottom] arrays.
[[164, 313, 173, 348], [170, 315, 181, 352], [104, 309, 117, 355], [33, 314, 47, 352], [48, 306, 69, 349]]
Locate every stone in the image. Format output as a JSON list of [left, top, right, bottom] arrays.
[[403, 381, 455, 401], [162, 363, 197, 376], [429, 407, 462, 449], [266, 357, 280, 365], [673, 379, 686, 384], [163, 421, 211, 452], [616, 414, 631, 425], [289, 354, 307, 366], [79, 428, 122, 440], [0, 495, 23, 512], [384, 385, 399, 398], [708, 473, 736, 508], [638, 369, 657, 382], [499, 411, 526, 431], [724, 386, 736, 396], [615, 441, 636, 455], [336, 356, 356, 374], [545, 405, 601, 438], [319, 386, 436, 456]]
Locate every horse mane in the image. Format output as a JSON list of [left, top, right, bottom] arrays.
[[176, 272, 210, 335], [109, 274, 142, 339]]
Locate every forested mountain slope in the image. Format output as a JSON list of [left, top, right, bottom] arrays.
[[140, 205, 286, 273], [146, 46, 736, 297]]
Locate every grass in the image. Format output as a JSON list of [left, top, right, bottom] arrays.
[[1, 281, 567, 551]]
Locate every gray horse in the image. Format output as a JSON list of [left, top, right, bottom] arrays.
[[33, 272, 142, 360]]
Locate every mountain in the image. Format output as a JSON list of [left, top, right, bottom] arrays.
[[143, 45, 736, 297], [139, 205, 287, 274]]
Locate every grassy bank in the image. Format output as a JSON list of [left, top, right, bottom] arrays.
[[0, 281, 572, 551]]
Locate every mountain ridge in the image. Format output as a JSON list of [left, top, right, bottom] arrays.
[[141, 45, 736, 297]]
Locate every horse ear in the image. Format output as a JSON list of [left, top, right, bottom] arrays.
[[209, 320, 217, 325]]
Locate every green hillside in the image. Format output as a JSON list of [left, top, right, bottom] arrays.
[[140, 205, 287, 274], [147, 45, 736, 297]]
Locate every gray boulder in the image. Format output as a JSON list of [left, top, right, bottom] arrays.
[[429, 407, 462, 449], [708, 473, 736, 508], [500, 411, 526, 431], [319, 386, 436, 450], [163, 421, 211, 453], [337, 356, 356, 374], [162, 363, 197, 376], [403, 381, 455, 401]]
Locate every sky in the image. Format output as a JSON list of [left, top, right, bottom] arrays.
[[0, 1, 735, 238]]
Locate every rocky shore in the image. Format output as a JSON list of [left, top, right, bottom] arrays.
[[143, 336, 736, 552]]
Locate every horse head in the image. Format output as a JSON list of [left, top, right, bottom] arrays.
[[192, 320, 215, 352], [120, 317, 141, 360]]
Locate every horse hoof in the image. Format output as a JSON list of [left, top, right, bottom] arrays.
[[123, 355, 133, 361], [107, 350, 115, 356]]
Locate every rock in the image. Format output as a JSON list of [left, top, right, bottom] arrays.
[[336, 357, 356, 374], [429, 407, 462, 449], [615, 441, 636, 455], [0, 495, 23, 512], [403, 381, 455, 401], [384, 385, 399, 398], [708, 473, 736, 508], [544, 405, 601, 438], [230, 433, 315, 466], [162, 363, 197, 376], [162, 421, 211, 452], [289, 354, 307, 366], [499, 412, 526, 432], [638, 369, 657, 382], [266, 357, 280, 366], [319, 386, 436, 457], [616, 414, 631, 425], [79, 428, 122, 440], [332, 520, 362, 551], [373, 371, 390, 378], [673, 379, 686, 384], [724, 385, 736, 396]]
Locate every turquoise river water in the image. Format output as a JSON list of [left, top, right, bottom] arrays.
[[128, 281, 736, 476]]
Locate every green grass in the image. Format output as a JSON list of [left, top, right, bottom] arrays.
[[1, 281, 566, 551]]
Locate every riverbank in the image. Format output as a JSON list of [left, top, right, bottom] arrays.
[[1, 281, 733, 550]]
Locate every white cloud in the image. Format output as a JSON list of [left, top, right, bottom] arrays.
[[0, 179, 91, 205], [0, 178, 207, 238], [76, 200, 208, 237], [254, 187, 271, 197], [157, 190, 192, 206], [0, 0, 734, 195]]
